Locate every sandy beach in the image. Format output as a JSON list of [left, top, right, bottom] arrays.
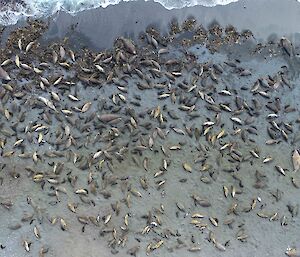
[[1, 1, 300, 257]]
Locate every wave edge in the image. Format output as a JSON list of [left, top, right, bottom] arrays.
[[0, 0, 239, 26]]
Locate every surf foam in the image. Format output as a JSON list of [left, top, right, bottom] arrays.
[[0, 0, 239, 26]]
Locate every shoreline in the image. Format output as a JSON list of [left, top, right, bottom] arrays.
[[1, 0, 300, 50], [40, 0, 300, 50]]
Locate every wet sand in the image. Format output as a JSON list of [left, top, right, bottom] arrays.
[[43, 0, 300, 50], [1, 1, 300, 257]]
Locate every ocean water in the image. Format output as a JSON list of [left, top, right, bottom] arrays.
[[0, 0, 239, 26]]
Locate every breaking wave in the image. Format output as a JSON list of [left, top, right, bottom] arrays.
[[0, 0, 239, 26]]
